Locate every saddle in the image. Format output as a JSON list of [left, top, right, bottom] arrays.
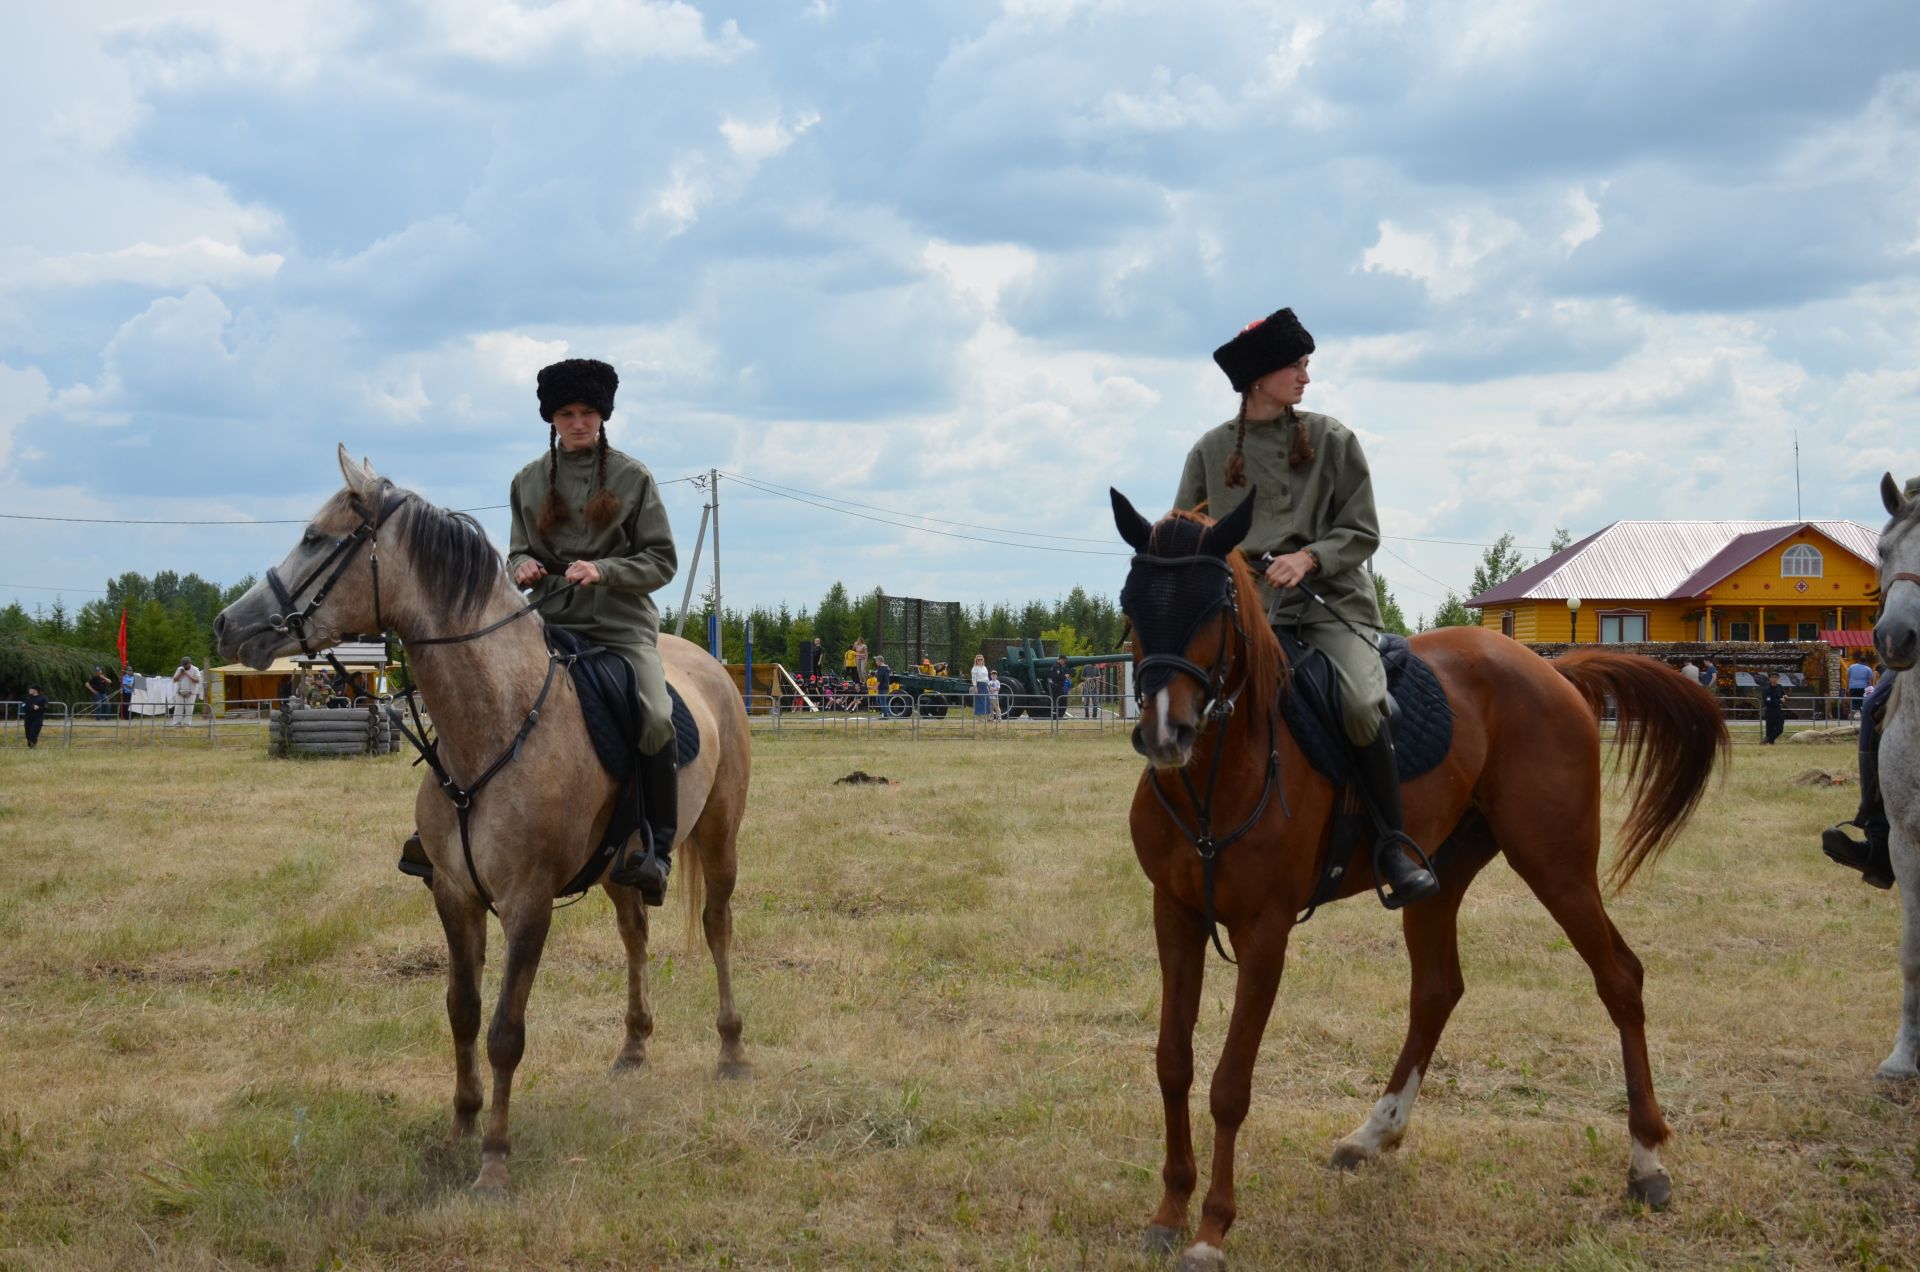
[[1275, 629, 1454, 785], [544, 627, 701, 896]]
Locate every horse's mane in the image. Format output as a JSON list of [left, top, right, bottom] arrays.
[[1153, 508, 1285, 713], [384, 484, 504, 622]]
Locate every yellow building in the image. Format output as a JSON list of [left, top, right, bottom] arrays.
[[1467, 520, 1881, 649]]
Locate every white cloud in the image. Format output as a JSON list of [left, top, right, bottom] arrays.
[[1, 237, 283, 291], [720, 110, 821, 164], [415, 0, 747, 64], [0, 363, 52, 474], [1361, 211, 1523, 302]]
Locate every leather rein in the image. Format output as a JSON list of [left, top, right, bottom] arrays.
[[1132, 554, 1288, 963], [263, 489, 586, 915]]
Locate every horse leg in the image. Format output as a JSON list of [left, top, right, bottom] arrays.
[[1144, 887, 1208, 1255], [1508, 854, 1673, 1209], [608, 883, 653, 1072], [473, 899, 554, 1197], [696, 825, 750, 1080], [432, 883, 487, 1142], [1878, 819, 1920, 1078], [1183, 915, 1291, 1271], [1332, 835, 1498, 1170]]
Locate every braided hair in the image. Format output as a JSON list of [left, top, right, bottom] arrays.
[[1223, 399, 1317, 489], [535, 424, 624, 535]]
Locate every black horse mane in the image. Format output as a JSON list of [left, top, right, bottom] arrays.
[[385, 484, 504, 621]]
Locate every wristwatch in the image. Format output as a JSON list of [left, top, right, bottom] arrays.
[[1302, 548, 1321, 574]]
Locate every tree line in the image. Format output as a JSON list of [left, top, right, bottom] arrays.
[[3, 529, 1561, 700]]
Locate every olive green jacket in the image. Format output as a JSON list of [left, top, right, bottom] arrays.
[[506, 446, 677, 667], [1173, 410, 1383, 629]]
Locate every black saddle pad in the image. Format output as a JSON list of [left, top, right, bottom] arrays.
[[1277, 630, 1453, 785], [545, 627, 700, 775]]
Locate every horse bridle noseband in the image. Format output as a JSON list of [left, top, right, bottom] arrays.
[[264, 488, 585, 915], [1129, 552, 1287, 963]]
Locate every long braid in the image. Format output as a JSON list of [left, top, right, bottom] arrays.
[[1223, 392, 1252, 488], [1287, 405, 1314, 471], [586, 425, 621, 527], [535, 424, 568, 534]]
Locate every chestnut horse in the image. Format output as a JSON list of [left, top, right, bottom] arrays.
[[215, 448, 752, 1197], [1111, 491, 1726, 1270]]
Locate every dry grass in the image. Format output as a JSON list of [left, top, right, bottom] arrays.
[[0, 731, 1915, 1270]]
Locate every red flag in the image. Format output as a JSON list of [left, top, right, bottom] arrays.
[[116, 607, 128, 670]]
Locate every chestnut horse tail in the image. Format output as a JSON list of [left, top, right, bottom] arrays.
[[681, 822, 708, 954], [1552, 649, 1730, 891]]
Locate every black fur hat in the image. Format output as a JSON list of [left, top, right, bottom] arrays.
[[536, 358, 619, 422], [1212, 308, 1314, 394]]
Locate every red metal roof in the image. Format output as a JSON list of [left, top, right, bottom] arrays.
[[1468, 520, 1880, 607], [1819, 629, 1876, 649]]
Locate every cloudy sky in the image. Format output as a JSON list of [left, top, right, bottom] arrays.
[[3, 0, 1917, 624]]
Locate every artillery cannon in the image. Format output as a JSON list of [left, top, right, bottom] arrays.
[[990, 638, 1130, 718]]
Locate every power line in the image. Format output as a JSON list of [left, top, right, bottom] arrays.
[[1378, 544, 1464, 598], [722, 473, 1132, 557], [1, 581, 109, 594], [0, 475, 702, 526]]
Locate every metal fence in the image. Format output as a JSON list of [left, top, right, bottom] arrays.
[[1, 687, 1872, 750]]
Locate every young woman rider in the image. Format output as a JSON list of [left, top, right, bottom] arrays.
[[1173, 308, 1439, 909]]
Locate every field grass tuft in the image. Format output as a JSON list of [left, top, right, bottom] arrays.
[[0, 734, 1915, 1268]]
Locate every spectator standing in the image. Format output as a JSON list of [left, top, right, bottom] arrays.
[[1082, 665, 1103, 718], [21, 685, 49, 749], [1759, 673, 1788, 744], [854, 636, 869, 683], [1677, 660, 1699, 684], [971, 654, 989, 716], [1848, 656, 1876, 718], [86, 666, 114, 718], [810, 637, 825, 680], [1052, 654, 1071, 719], [1698, 657, 1718, 692], [873, 657, 892, 711], [843, 643, 858, 680], [170, 657, 202, 727], [987, 671, 1002, 718], [119, 667, 136, 720]]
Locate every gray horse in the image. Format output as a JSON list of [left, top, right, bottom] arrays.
[[1873, 472, 1920, 1078]]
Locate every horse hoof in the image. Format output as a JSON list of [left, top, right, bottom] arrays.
[[1142, 1224, 1183, 1255], [716, 1058, 753, 1081], [1176, 1243, 1227, 1271], [1874, 1060, 1919, 1082], [610, 1053, 647, 1074], [1328, 1141, 1371, 1172], [1626, 1169, 1672, 1211]]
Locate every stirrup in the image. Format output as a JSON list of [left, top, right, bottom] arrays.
[[610, 832, 670, 905], [398, 833, 433, 886], [1821, 825, 1894, 890], [1373, 831, 1440, 910]]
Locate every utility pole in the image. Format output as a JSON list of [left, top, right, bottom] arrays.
[[709, 467, 723, 660], [673, 474, 711, 639]]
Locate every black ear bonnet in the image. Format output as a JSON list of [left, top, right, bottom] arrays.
[[1120, 517, 1236, 697]]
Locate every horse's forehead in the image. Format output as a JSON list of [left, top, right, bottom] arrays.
[[311, 489, 359, 528]]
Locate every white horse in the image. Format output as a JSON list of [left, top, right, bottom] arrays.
[[1873, 472, 1920, 1078]]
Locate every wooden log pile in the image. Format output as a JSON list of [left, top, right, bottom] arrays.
[[268, 700, 400, 758]]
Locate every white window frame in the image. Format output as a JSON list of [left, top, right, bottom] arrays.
[[1782, 544, 1823, 577]]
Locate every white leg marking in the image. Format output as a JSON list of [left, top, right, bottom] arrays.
[[1337, 1066, 1421, 1159], [1628, 1138, 1664, 1181]]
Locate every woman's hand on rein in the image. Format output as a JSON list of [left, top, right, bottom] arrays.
[[513, 560, 547, 587], [1263, 550, 1317, 590], [564, 560, 604, 586]]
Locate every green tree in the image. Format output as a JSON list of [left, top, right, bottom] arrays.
[[1549, 526, 1572, 553], [1374, 573, 1411, 637], [1039, 624, 1091, 656], [1466, 533, 1531, 625], [1426, 593, 1474, 629]]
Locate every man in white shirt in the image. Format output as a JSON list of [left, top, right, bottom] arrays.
[[170, 657, 201, 726]]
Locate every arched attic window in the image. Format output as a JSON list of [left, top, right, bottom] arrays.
[[1782, 544, 1823, 577]]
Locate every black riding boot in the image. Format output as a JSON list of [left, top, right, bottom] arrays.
[[1823, 674, 1895, 889], [611, 746, 678, 906], [398, 832, 433, 885], [1355, 725, 1441, 909]]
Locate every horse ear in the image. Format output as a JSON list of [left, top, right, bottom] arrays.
[[1111, 488, 1153, 552], [337, 444, 380, 500], [1200, 488, 1256, 557], [1884, 472, 1908, 518]]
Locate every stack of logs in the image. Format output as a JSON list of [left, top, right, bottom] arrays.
[[268, 700, 401, 757]]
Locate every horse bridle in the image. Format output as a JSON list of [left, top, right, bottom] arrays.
[[263, 486, 585, 915], [1129, 552, 1287, 963]]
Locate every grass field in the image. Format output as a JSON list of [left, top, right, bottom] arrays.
[[0, 731, 1914, 1270]]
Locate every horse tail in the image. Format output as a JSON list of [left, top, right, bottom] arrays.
[[680, 824, 708, 955], [1552, 650, 1730, 891]]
